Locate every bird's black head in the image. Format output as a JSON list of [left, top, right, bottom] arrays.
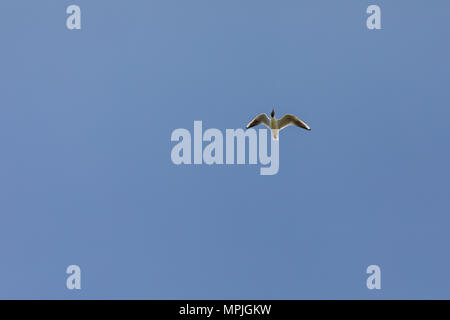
[[271, 109, 275, 118]]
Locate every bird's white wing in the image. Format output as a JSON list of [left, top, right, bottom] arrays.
[[278, 114, 311, 131], [246, 113, 270, 129]]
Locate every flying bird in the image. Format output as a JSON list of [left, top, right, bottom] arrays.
[[246, 109, 311, 140]]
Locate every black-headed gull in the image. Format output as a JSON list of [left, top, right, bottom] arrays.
[[246, 109, 311, 140]]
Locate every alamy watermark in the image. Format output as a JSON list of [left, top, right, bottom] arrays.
[[171, 121, 279, 175], [66, 265, 81, 290], [366, 265, 381, 290]]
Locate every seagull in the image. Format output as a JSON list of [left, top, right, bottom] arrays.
[[246, 109, 311, 140]]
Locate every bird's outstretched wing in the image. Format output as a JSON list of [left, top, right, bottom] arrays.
[[246, 113, 270, 129], [278, 114, 311, 131]]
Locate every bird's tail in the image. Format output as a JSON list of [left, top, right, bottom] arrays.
[[272, 129, 279, 140]]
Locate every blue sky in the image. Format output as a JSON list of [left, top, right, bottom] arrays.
[[0, 0, 450, 299]]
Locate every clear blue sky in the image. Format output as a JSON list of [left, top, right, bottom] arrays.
[[1, 0, 449, 299]]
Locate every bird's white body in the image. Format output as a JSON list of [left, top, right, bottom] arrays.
[[270, 117, 280, 140], [246, 110, 310, 140]]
